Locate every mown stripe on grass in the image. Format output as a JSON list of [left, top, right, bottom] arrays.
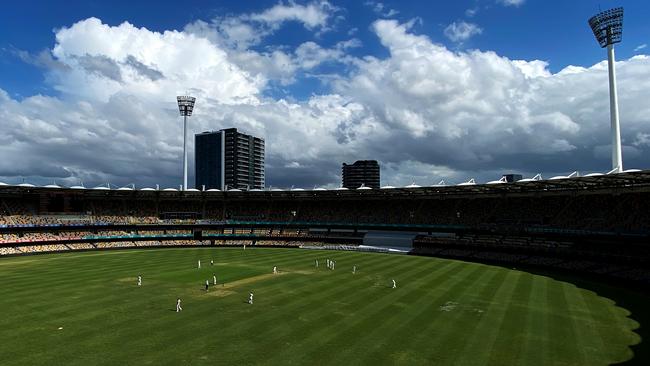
[[451, 269, 520, 366], [563, 284, 610, 365], [302, 262, 485, 366], [484, 271, 534, 366], [111, 251, 394, 355], [520, 274, 549, 366], [144, 251, 418, 365], [253, 260, 462, 365], [413, 266, 509, 365], [0, 249, 642, 366], [363, 264, 508, 365], [579, 288, 638, 364], [204, 254, 450, 363], [543, 278, 585, 365]]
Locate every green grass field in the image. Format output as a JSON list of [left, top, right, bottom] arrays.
[[0, 248, 642, 365]]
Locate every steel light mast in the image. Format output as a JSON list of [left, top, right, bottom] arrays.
[[177, 95, 196, 190], [588, 7, 624, 173]]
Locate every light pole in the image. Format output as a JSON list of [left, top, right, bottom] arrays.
[[588, 7, 624, 173], [177, 95, 196, 190]]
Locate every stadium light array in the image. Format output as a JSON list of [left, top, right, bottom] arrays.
[[588, 7, 624, 173], [177, 95, 196, 191]]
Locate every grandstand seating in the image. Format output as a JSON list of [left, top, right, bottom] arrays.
[[1, 173, 650, 284]]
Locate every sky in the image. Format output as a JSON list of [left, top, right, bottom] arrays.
[[0, 0, 649, 189]]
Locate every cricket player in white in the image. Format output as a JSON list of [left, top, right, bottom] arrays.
[[392, 279, 396, 288], [205, 279, 209, 291], [176, 298, 183, 312], [352, 266, 356, 274], [137, 275, 142, 286], [198, 260, 201, 269], [248, 292, 254, 304], [273, 266, 277, 274], [210, 260, 214, 266], [327, 259, 330, 268], [315, 259, 318, 267], [213, 274, 217, 285]]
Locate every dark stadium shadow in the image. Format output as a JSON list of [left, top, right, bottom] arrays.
[[541, 272, 648, 366], [411, 253, 648, 365], [500, 265, 648, 366]]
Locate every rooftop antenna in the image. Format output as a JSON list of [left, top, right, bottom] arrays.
[[589, 7, 624, 173]]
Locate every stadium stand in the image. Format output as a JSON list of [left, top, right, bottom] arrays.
[[1, 171, 649, 284]]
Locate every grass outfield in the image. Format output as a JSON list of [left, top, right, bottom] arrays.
[[0, 248, 642, 365]]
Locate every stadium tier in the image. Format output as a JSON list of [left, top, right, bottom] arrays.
[[1, 170, 649, 284]]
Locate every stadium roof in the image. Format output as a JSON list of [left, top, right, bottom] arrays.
[[2, 170, 650, 199]]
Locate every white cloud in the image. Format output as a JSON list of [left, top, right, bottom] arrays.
[[497, 0, 525, 7], [184, 1, 339, 50], [249, 1, 337, 29], [633, 132, 650, 147], [333, 20, 650, 175], [292, 39, 360, 71], [634, 44, 647, 52], [9, 47, 69, 71], [4, 16, 650, 189], [51, 18, 261, 104], [443, 21, 483, 43], [512, 60, 551, 78], [184, 18, 265, 50], [381, 160, 458, 186], [364, 1, 400, 18], [182, 1, 347, 86], [465, 7, 479, 18]]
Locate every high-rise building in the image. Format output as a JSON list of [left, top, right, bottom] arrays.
[[342, 160, 380, 189], [195, 128, 265, 190]]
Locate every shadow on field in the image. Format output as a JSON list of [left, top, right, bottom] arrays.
[[411, 253, 648, 365], [540, 271, 648, 366], [500, 266, 648, 366]]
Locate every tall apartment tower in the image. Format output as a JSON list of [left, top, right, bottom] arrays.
[[195, 128, 265, 190], [342, 160, 380, 189]]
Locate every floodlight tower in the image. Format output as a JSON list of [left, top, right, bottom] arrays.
[[177, 95, 196, 190], [588, 7, 624, 173]]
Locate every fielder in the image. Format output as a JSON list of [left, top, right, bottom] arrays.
[[137, 275, 142, 286], [176, 298, 183, 312], [213, 274, 217, 285], [210, 260, 214, 266], [273, 266, 277, 274], [248, 292, 254, 304], [315, 259, 318, 268], [352, 266, 356, 274], [205, 279, 209, 291], [198, 260, 201, 269], [392, 279, 397, 289]]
